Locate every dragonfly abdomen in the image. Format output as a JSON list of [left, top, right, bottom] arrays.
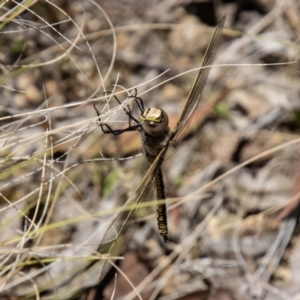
[[155, 168, 168, 242]]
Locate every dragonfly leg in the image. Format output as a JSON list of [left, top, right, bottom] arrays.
[[93, 93, 142, 135], [128, 88, 145, 113]]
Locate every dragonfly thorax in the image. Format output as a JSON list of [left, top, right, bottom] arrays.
[[140, 107, 171, 163], [140, 107, 169, 136]]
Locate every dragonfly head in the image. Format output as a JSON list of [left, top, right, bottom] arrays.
[[140, 107, 169, 136]]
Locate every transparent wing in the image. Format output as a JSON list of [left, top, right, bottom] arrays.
[[172, 16, 225, 145], [98, 148, 166, 279]]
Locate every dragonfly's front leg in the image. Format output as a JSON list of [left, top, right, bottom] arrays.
[[94, 102, 141, 135]]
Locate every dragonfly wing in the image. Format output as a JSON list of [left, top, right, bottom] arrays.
[[98, 148, 166, 279], [172, 16, 225, 145]]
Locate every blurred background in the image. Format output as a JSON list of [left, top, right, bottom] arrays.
[[0, 0, 300, 299]]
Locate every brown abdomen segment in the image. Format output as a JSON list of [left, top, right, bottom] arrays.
[[155, 168, 168, 242]]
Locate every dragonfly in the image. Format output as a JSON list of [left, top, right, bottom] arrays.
[[95, 16, 225, 271]]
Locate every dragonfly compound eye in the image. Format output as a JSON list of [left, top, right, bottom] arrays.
[[140, 107, 169, 136]]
